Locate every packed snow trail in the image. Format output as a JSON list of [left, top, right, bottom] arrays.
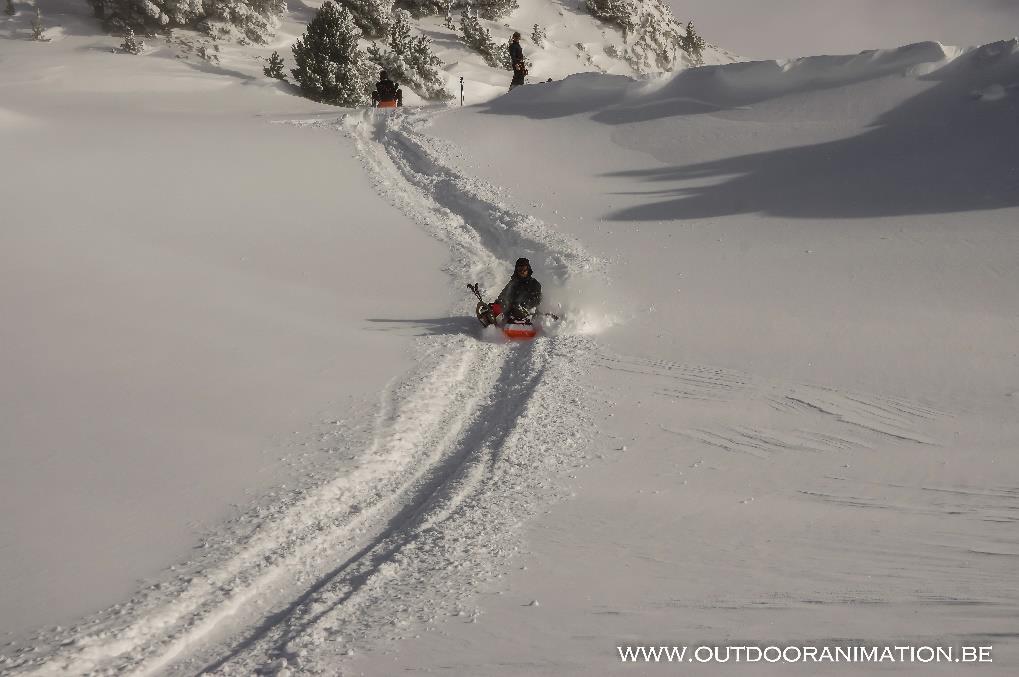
[[4, 109, 602, 676]]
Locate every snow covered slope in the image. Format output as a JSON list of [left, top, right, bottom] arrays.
[[0, 0, 458, 644], [43, 0, 737, 105], [405, 0, 737, 99], [3, 3, 1019, 675], [408, 37, 1019, 675]]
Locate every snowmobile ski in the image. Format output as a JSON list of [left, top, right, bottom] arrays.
[[501, 321, 538, 340]]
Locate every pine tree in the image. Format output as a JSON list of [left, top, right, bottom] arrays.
[[337, 0, 393, 39], [443, 2, 455, 30], [584, 0, 637, 32], [681, 21, 705, 64], [587, 0, 695, 73], [31, 7, 45, 40], [264, 50, 287, 79], [397, 0, 516, 20], [458, 6, 506, 69], [120, 27, 145, 54], [367, 8, 450, 100], [291, 1, 372, 107], [86, 1, 286, 45], [473, 0, 517, 20], [531, 23, 545, 48], [4, 0, 15, 17], [387, 6, 412, 52]]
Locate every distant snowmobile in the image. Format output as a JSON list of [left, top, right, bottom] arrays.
[[372, 70, 403, 109], [468, 258, 558, 340]]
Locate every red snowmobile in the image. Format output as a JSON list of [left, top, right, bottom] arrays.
[[468, 283, 549, 340]]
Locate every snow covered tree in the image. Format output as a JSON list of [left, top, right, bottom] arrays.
[[458, 6, 507, 69], [291, 1, 372, 106], [387, 6, 413, 52], [474, 0, 516, 19], [88, 0, 286, 45], [367, 8, 451, 100], [584, 0, 635, 30], [264, 50, 286, 78], [681, 21, 705, 64], [397, 0, 515, 21], [585, 0, 702, 73], [531, 23, 545, 48], [120, 26, 145, 54], [197, 43, 220, 62], [4, 0, 15, 18], [443, 2, 455, 30], [31, 7, 45, 40], [209, 0, 288, 43], [337, 0, 393, 39]]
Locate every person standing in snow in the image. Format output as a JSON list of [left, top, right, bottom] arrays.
[[496, 258, 542, 321], [372, 70, 403, 107], [509, 32, 526, 90]]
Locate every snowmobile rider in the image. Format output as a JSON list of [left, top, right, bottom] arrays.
[[509, 32, 526, 90], [372, 70, 403, 107], [496, 258, 542, 321]]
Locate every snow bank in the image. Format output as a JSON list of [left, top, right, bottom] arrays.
[[483, 39, 977, 119], [690, 40, 953, 96]]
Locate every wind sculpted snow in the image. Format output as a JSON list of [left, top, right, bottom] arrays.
[[484, 39, 1019, 219], [603, 39, 1019, 220]]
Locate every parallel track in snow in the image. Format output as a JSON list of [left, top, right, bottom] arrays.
[[5, 108, 598, 677]]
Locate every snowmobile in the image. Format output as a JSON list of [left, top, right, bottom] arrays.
[[372, 72, 402, 109], [467, 283, 556, 340]]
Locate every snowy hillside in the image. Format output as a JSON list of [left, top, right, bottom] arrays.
[[14, 0, 737, 105], [3, 2, 1019, 675], [389, 0, 738, 99]]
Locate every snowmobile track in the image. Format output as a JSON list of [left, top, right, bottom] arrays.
[[197, 342, 547, 675], [5, 109, 597, 677]]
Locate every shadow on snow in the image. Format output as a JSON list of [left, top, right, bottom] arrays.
[[483, 41, 1019, 220], [366, 316, 481, 337]]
